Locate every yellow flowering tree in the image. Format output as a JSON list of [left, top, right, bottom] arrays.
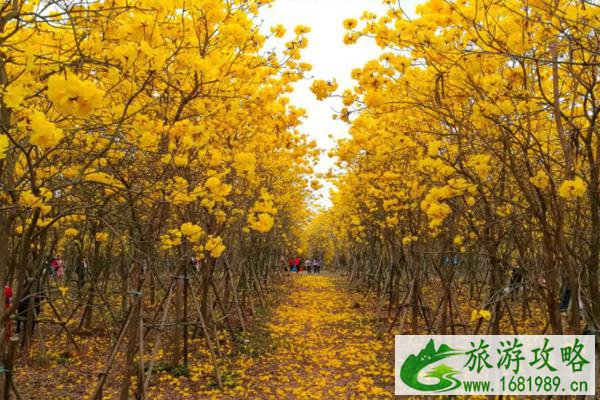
[[314, 0, 600, 344], [0, 0, 316, 397]]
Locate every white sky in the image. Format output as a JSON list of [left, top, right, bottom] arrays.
[[259, 0, 421, 206]]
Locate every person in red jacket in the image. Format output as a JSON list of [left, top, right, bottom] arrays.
[[4, 285, 12, 341], [295, 257, 301, 274], [288, 257, 294, 272]]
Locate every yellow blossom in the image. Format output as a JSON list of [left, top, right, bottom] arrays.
[[310, 79, 338, 101], [270, 24, 286, 38], [0, 135, 8, 159], [248, 213, 275, 233], [558, 177, 586, 199], [28, 111, 63, 148], [205, 235, 225, 258], [294, 25, 311, 35], [180, 222, 203, 238], [471, 309, 491, 321], [47, 73, 104, 118], [343, 18, 358, 30], [64, 228, 79, 237], [95, 232, 109, 242], [530, 170, 550, 190]]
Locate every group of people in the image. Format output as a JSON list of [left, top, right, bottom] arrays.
[[284, 256, 322, 274], [4, 254, 70, 342]]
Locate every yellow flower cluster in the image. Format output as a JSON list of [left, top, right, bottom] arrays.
[[20, 188, 52, 214], [47, 74, 104, 118], [529, 170, 550, 190], [248, 213, 275, 233], [204, 176, 232, 202], [471, 309, 492, 321], [180, 222, 203, 241], [95, 232, 109, 242], [270, 24, 286, 38], [64, 228, 79, 237], [28, 111, 63, 149], [466, 154, 492, 178], [343, 18, 358, 30], [310, 79, 338, 101], [160, 229, 183, 250], [233, 152, 256, 177], [247, 191, 278, 233], [0, 135, 7, 159], [558, 177, 586, 200], [204, 235, 225, 258]]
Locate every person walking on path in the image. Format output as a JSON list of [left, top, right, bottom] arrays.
[[288, 257, 295, 272], [313, 258, 321, 274], [295, 257, 301, 274], [280, 256, 288, 273], [305, 258, 312, 274]]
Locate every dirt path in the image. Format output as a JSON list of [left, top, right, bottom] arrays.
[[214, 274, 395, 399]]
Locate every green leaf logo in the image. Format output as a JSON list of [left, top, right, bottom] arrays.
[[400, 339, 464, 392]]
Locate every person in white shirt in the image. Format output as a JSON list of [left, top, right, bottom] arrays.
[[305, 258, 312, 274], [313, 258, 322, 274]]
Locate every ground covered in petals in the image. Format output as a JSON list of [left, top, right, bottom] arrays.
[[14, 274, 395, 400], [213, 274, 394, 399], [16, 274, 500, 399]]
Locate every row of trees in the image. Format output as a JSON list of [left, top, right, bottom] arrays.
[[0, 0, 314, 398], [308, 0, 599, 383]]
